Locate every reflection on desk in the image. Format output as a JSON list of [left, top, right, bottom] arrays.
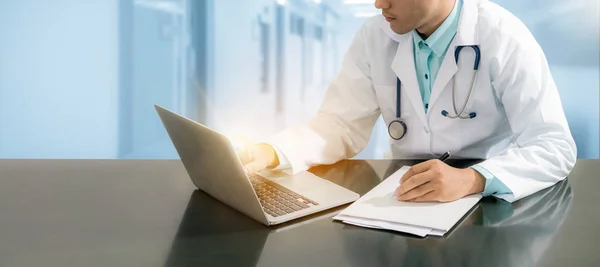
[[340, 179, 572, 267], [163, 190, 266, 267]]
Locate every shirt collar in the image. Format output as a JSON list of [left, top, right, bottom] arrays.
[[412, 0, 462, 57]]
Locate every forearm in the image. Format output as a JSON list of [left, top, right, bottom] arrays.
[[464, 168, 485, 195]]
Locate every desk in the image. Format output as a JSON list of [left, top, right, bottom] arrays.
[[0, 159, 598, 267]]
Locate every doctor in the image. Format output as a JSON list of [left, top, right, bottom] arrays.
[[238, 0, 576, 203]]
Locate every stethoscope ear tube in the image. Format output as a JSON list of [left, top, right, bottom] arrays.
[[390, 45, 481, 140], [454, 45, 480, 70], [388, 78, 407, 140], [442, 110, 477, 119], [396, 78, 402, 119], [447, 45, 481, 119]]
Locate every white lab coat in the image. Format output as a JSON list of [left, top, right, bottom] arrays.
[[268, 0, 576, 202]]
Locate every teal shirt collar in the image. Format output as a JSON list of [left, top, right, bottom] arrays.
[[412, 0, 461, 57]]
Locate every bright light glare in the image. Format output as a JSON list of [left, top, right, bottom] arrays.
[[227, 135, 254, 152], [344, 0, 373, 5]]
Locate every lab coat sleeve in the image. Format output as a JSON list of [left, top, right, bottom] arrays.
[[267, 23, 381, 174], [474, 33, 577, 203]]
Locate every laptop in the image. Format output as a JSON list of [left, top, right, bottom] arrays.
[[154, 105, 360, 226]]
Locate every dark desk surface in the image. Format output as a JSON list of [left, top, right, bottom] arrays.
[[0, 159, 598, 267]]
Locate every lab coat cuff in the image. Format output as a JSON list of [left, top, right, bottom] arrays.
[[471, 164, 513, 198], [264, 142, 292, 171], [474, 160, 534, 203]]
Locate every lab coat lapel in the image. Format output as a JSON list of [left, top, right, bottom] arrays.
[[428, 0, 480, 110], [390, 34, 427, 126]]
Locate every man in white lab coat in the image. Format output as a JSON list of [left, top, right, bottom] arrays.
[[238, 0, 576, 203]]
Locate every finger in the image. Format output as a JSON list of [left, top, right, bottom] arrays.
[[400, 161, 435, 184], [244, 161, 266, 175], [397, 172, 434, 195], [408, 190, 439, 202], [397, 180, 437, 201]]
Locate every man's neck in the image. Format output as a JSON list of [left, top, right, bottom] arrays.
[[416, 0, 456, 39]]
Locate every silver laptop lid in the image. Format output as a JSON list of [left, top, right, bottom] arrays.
[[155, 105, 268, 225]]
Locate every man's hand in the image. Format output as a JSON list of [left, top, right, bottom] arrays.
[[236, 143, 279, 175], [394, 159, 485, 202]]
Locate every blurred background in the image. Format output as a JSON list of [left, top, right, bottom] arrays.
[[0, 0, 598, 160]]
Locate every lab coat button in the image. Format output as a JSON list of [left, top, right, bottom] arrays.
[[424, 127, 429, 134]]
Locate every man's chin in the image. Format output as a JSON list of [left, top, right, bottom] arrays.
[[389, 24, 413, 35]]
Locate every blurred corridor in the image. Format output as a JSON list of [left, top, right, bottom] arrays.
[[0, 0, 598, 159]]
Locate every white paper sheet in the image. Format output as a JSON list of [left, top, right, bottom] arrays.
[[335, 214, 432, 237], [428, 229, 446, 236], [334, 166, 481, 234], [341, 220, 386, 230]]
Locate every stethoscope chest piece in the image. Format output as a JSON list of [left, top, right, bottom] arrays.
[[388, 119, 407, 140]]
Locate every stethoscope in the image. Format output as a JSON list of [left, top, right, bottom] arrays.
[[388, 45, 481, 140]]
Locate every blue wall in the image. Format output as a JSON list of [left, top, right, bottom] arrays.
[[551, 65, 600, 158], [0, 0, 118, 158]]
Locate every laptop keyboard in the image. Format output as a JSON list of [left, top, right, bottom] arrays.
[[249, 175, 319, 218]]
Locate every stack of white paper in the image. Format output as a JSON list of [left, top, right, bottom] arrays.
[[333, 166, 481, 237]]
